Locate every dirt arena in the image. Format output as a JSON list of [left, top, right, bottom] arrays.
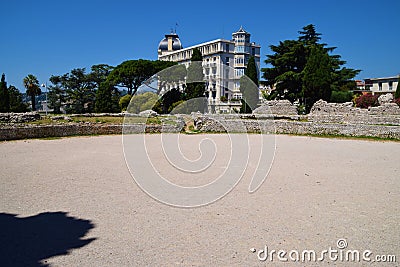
[[1, 134, 398, 266]]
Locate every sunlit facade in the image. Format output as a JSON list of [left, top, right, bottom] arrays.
[[158, 27, 261, 113]]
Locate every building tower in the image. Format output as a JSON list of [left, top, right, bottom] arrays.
[[158, 32, 183, 56], [232, 26, 259, 92]]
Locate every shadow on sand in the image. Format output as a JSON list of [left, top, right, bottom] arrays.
[[0, 211, 95, 267]]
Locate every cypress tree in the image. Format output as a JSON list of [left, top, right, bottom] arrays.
[[240, 56, 259, 112], [185, 48, 206, 112], [0, 73, 10, 112]]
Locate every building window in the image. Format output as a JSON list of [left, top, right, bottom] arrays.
[[252, 47, 255, 55], [225, 57, 229, 66], [379, 82, 382, 91], [225, 44, 229, 52], [235, 46, 244, 53], [389, 81, 393, 90]]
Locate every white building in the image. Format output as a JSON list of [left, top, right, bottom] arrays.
[[365, 76, 399, 94], [157, 27, 261, 113]]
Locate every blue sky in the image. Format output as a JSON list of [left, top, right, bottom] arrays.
[[1, 0, 399, 92]]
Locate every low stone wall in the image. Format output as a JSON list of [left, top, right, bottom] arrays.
[[193, 116, 400, 139], [0, 112, 41, 123], [253, 100, 298, 116], [308, 100, 400, 125], [0, 123, 183, 141]]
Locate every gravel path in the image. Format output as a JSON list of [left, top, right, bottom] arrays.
[[0, 134, 399, 266]]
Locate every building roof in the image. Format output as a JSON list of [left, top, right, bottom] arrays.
[[158, 32, 183, 52], [234, 26, 249, 34], [364, 76, 399, 82]]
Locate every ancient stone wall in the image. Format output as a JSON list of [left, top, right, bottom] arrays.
[[0, 112, 41, 123]]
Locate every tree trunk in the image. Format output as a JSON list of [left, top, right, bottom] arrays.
[[31, 94, 36, 111]]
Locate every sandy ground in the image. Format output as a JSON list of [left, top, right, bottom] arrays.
[[0, 134, 399, 266]]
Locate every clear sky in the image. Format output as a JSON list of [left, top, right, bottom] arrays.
[[1, 0, 399, 92]]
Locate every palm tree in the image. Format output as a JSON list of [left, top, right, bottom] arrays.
[[23, 74, 41, 111]]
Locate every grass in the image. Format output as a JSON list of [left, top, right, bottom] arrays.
[[71, 116, 124, 124]]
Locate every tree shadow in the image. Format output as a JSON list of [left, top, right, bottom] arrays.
[[0, 211, 96, 267]]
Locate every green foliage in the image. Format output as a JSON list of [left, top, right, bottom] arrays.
[[245, 56, 259, 86], [127, 92, 158, 113], [59, 68, 95, 114], [186, 50, 205, 100], [92, 64, 117, 113], [0, 74, 10, 112], [89, 64, 114, 88], [395, 76, 400, 99], [153, 88, 183, 114], [330, 91, 354, 103], [23, 74, 41, 111], [239, 77, 259, 113], [239, 56, 260, 113], [220, 95, 227, 102], [48, 75, 66, 114], [355, 94, 379, 108], [119, 94, 132, 111], [108, 60, 173, 96], [8, 85, 28, 112], [95, 81, 120, 113], [191, 48, 203, 61], [302, 45, 332, 111], [262, 24, 360, 111]]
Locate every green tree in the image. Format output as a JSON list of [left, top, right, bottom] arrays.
[[119, 94, 132, 111], [395, 76, 400, 99], [127, 92, 158, 113], [185, 48, 205, 100], [8, 85, 28, 112], [153, 88, 183, 114], [48, 75, 66, 114], [89, 64, 114, 89], [262, 24, 360, 110], [302, 45, 332, 111], [0, 74, 10, 112], [95, 81, 120, 113], [23, 74, 41, 111], [60, 68, 95, 114], [330, 91, 353, 103], [239, 56, 259, 113], [262, 40, 306, 102], [108, 60, 155, 95]]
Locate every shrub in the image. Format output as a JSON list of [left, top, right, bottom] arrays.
[[119, 94, 132, 111], [394, 98, 400, 107], [330, 91, 353, 103], [220, 96, 227, 102], [355, 94, 379, 108]]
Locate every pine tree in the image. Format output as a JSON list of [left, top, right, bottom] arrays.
[[302, 45, 333, 111], [8, 85, 28, 112], [0, 74, 10, 112], [262, 24, 360, 110], [95, 81, 119, 113]]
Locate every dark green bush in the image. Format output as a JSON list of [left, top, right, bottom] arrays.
[[330, 91, 353, 103]]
